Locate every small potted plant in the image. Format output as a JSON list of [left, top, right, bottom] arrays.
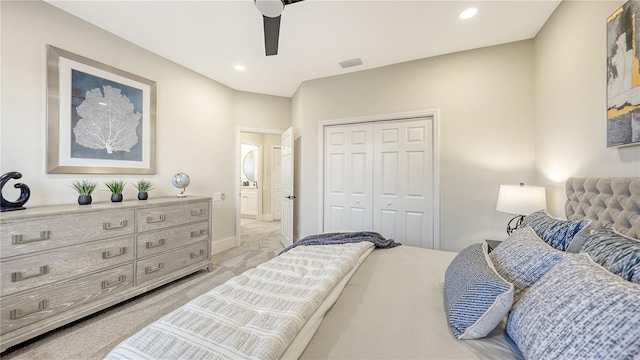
[[104, 180, 126, 202], [70, 180, 98, 205], [133, 179, 155, 200]]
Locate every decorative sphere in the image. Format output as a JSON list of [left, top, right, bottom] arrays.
[[172, 173, 191, 189]]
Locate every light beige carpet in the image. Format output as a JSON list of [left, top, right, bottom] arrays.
[[0, 220, 284, 360]]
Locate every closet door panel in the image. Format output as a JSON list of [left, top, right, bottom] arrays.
[[378, 209, 400, 240], [402, 119, 433, 248], [324, 124, 373, 232], [346, 125, 373, 230], [374, 122, 403, 240], [324, 127, 348, 232], [404, 211, 432, 248]]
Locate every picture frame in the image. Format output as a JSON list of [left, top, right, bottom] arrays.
[[606, 0, 640, 147], [47, 45, 157, 174]]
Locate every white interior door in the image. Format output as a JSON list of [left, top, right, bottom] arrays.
[[324, 124, 373, 232], [281, 127, 294, 247], [272, 147, 282, 221], [373, 118, 433, 248]]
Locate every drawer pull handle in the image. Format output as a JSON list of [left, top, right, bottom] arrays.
[[146, 239, 166, 249], [145, 263, 165, 274], [191, 209, 206, 216], [102, 247, 127, 259], [11, 265, 50, 282], [190, 229, 207, 238], [10, 300, 49, 320], [146, 214, 166, 223], [11, 231, 50, 244], [103, 220, 128, 230], [190, 249, 205, 259], [102, 275, 127, 289]]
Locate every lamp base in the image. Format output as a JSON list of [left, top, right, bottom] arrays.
[[506, 215, 525, 235]]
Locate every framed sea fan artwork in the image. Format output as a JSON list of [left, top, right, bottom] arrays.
[[606, 0, 640, 147], [46, 45, 156, 174]]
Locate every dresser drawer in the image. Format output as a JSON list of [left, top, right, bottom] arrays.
[[1, 237, 134, 296], [1, 210, 135, 259], [0, 264, 133, 335], [136, 221, 209, 259], [136, 241, 209, 286], [137, 201, 209, 233]]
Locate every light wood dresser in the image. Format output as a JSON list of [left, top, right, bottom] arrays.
[[0, 196, 212, 352]]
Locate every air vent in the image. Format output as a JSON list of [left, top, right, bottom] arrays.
[[339, 58, 363, 69]]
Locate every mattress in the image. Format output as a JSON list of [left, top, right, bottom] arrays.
[[299, 245, 523, 359]]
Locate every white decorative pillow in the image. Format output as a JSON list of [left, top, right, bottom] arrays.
[[488, 227, 565, 302], [506, 254, 640, 359], [444, 243, 513, 339]]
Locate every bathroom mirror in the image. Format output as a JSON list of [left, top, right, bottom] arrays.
[[242, 150, 257, 182]]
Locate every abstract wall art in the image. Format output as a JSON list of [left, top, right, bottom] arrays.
[[607, 0, 640, 147]]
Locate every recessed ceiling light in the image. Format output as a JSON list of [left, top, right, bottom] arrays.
[[460, 7, 478, 20], [234, 64, 246, 71]]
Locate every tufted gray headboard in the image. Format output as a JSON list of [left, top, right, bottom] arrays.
[[565, 177, 640, 240]]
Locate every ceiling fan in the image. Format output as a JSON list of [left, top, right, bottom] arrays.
[[254, 0, 304, 56]]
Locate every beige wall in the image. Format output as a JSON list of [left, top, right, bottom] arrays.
[[534, 0, 640, 214], [235, 91, 291, 131], [292, 41, 537, 251], [0, 1, 289, 251]]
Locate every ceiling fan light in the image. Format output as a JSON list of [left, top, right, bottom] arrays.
[[255, 0, 285, 18]]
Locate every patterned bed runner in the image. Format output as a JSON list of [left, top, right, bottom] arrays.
[[106, 241, 375, 360]]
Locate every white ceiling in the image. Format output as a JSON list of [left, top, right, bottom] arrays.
[[44, 0, 561, 97]]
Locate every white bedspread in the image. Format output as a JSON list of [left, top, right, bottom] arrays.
[[106, 241, 375, 360]]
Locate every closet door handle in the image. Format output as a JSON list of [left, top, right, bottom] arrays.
[[10, 300, 49, 320], [103, 220, 128, 230], [12, 231, 50, 244]]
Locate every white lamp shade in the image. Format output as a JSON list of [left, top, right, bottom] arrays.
[[496, 184, 547, 216]]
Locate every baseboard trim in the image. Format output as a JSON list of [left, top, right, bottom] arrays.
[[211, 236, 237, 255]]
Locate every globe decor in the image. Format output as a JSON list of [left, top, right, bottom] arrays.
[[172, 173, 191, 197]]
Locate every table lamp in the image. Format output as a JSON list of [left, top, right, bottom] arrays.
[[496, 183, 546, 234]]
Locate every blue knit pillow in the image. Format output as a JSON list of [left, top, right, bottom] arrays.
[[520, 210, 591, 251], [579, 228, 640, 284], [444, 243, 513, 339], [488, 227, 565, 302], [507, 254, 640, 359]]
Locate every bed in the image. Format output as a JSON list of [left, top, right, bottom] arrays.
[[107, 177, 640, 359]]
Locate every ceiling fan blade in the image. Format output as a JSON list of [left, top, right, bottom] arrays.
[[263, 15, 281, 56]]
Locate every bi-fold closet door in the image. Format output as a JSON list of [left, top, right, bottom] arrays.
[[324, 117, 434, 248]]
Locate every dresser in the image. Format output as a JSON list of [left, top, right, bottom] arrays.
[[0, 196, 212, 352]]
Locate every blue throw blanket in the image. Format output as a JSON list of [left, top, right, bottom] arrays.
[[279, 231, 401, 255]]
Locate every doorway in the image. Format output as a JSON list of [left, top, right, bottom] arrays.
[[237, 129, 285, 247]]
